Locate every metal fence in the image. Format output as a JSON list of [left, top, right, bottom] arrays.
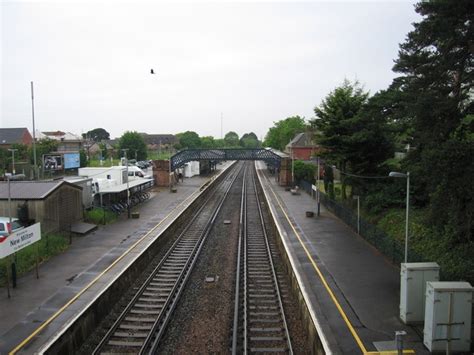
[[298, 179, 421, 264]]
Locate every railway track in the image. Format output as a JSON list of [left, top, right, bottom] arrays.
[[92, 163, 243, 354], [232, 163, 293, 354]]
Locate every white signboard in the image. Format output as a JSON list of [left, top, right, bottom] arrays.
[[0, 223, 41, 259], [312, 184, 317, 191]]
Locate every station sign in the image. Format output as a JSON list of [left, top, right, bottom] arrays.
[[0, 223, 41, 259]]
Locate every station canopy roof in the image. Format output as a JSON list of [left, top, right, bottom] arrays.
[[98, 178, 154, 194]]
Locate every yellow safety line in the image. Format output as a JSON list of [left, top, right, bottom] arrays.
[[9, 187, 203, 355], [259, 171, 368, 354]]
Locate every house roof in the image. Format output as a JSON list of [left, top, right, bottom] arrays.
[[0, 181, 81, 200], [0, 128, 30, 145], [36, 130, 82, 141], [286, 132, 316, 148]]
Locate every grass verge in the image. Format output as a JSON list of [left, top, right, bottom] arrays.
[[85, 207, 117, 225], [0, 233, 70, 286]]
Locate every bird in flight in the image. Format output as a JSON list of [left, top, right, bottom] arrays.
[[150, 69, 155, 74]]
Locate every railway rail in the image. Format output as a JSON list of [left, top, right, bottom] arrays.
[[92, 163, 243, 354], [232, 164, 293, 354]]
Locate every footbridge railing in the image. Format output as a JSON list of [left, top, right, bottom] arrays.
[[170, 148, 282, 171]]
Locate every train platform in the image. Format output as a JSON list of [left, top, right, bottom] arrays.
[[256, 161, 428, 354], [0, 163, 231, 354]]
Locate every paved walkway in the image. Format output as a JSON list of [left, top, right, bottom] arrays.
[[0, 166, 226, 354], [256, 162, 428, 354]]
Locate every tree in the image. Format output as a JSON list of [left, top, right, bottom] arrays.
[[200, 136, 215, 148], [240, 132, 259, 148], [82, 128, 110, 142], [263, 116, 307, 151], [224, 131, 239, 147], [293, 160, 315, 182], [176, 131, 201, 149], [32, 138, 58, 166], [11, 143, 29, 161], [118, 131, 147, 161], [391, 1, 474, 242], [214, 138, 226, 148], [311, 80, 369, 199], [79, 149, 88, 167]]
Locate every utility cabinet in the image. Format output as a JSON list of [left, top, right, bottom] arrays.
[[423, 281, 473, 353], [400, 262, 440, 324]]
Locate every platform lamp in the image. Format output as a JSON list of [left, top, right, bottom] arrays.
[[121, 149, 130, 218], [291, 146, 295, 186], [389, 171, 410, 263], [316, 156, 321, 216]]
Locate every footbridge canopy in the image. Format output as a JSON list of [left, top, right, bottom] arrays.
[[170, 148, 282, 171]]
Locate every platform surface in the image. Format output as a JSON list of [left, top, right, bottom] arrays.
[[256, 162, 428, 354], [0, 164, 231, 354]]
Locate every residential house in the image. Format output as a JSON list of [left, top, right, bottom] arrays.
[[285, 132, 321, 160], [36, 130, 83, 152], [87, 141, 115, 157], [0, 128, 33, 149], [140, 133, 178, 150]]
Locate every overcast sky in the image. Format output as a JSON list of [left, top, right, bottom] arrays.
[[1, 1, 420, 140]]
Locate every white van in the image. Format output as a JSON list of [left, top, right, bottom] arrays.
[[127, 166, 152, 179]]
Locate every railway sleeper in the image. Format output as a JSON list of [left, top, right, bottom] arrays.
[[142, 291, 169, 297], [248, 305, 279, 310], [248, 298, 278, 304], [249, 346, 287, 353], [119, 324, 153, 331], [248, 292, 276, 297], [249, 311, 280, 316], [130, 309, 160, 315], [113, 331, 149, 338], [149, 280, 175, 286], [107, 339, 144, 347], [249, 327, 284, 332], [134, 302, 163, 308], [146, 287, 172, 293], [138, 296, 167, 303], [125, 316, 156, 323], [248, 285, 275, 290], [249, 336, 286, 342]]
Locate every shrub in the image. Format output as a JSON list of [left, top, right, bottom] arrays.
[[85, 207, 117, 225]]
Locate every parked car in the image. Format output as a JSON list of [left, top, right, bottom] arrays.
[[0, 217, 24, 242]]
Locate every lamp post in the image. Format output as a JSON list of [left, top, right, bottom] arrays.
[[31, 81, 38, 180], [389, 171, 410, 263], [291, 146, 295, 186], [316, 157, 321, 216], [353, 195, 360, 234], [8, 149, 18, 175], [121, 149, 130, 218]]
